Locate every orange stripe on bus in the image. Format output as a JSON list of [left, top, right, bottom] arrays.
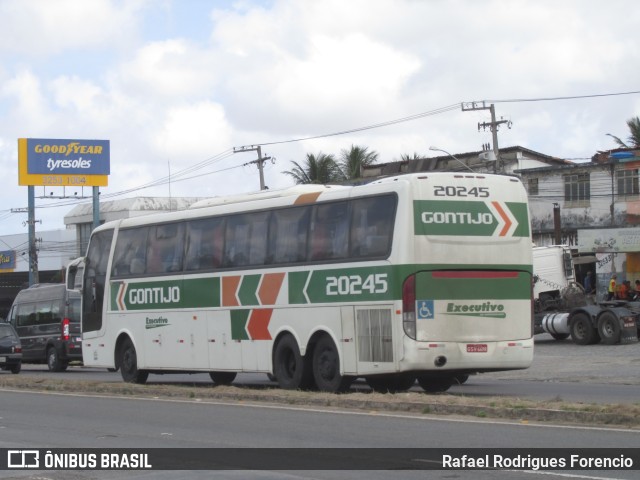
[[491, 201, 512, 236], [258, 272, 285, 305], [222, 276, 241, 307], [294, 192, 322, 204], [247, 309, 273, 340]]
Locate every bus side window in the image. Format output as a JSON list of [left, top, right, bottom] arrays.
[[310, 202, 349, 261], [224, 213, 269, 267], [269, 206, 310, 264], [350, 195, 396, 258], [185, 217, 225, 271], [146, 223, 185, 274], [112, 227, 148, 277]]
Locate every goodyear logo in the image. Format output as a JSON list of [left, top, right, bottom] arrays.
[[414, 200, 529, 237], [34, 142, 105, 156], [26, 138, 110, 175]]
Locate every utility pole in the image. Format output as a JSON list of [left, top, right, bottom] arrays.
[[461, 102, 512, 173], [233, 145, 272, 190], [27, 186, 40, 285]]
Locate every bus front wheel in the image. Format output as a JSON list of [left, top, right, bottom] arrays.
[[119, 338, 149, 384], [312, 335, 352, 393], [273, 334, 313, 390]]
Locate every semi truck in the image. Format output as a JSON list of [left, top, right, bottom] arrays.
[[533, 245, 639, 345]]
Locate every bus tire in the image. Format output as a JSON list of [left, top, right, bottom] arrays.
[[417, 375, 454, 393], [47, 346, 68, 372], [312, 335, 352, 393], [119, 338, 149, 384], [209, 371, 237, 385], [366, 374, 415, 393], [273, 334, 313, 390], [570, 313, 599, 345], [454, 374, 470, 384], [597, 312, 621, 345]]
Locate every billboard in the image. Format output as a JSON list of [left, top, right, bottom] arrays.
[[0, 250, 16, 272], [18, 138, 110, 187], [578, 227, 640, 253]]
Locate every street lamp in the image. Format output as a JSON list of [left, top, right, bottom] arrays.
[[428, 146, 475, 172]]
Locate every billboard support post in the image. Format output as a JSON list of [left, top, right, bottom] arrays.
[[92, 186, 100, 231]]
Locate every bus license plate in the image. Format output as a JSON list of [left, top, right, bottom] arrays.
[[466, 344, 487, 353]]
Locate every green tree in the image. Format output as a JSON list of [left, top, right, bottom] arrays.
[[398, 152, 424, 161], [338, 145, 379, 180], [608, 116, 640, 148], [283, 152, 341, 184]]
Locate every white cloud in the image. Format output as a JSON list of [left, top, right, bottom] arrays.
[[154, 101, 232, 158], [116, 39, 219, 99], [0, 0, 145, 55]]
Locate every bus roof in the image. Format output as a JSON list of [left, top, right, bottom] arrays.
[[189, 184, 346, 209]]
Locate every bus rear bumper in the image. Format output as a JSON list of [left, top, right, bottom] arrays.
[[400, 337, 534, 373]]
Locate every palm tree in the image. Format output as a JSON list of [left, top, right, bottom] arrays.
[[398, 152, 424, 161], [283, 152, 341, 184], [338, 145, 379, 180], [607, 116, 640, 148]]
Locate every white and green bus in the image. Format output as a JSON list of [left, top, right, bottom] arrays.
[[81, 172, 534, 393]]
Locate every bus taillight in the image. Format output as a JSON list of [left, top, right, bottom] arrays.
[[62, 318, 70, 341], [402, 274, 417, 339]]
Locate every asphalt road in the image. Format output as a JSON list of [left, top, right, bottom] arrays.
[[1, 388, 639, 480]]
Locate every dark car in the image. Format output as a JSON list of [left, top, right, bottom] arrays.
[[7, 284, 82, 371], [0, 322, 22, 374]]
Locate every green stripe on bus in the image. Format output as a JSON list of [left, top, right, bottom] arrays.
[[230, 310, 250, 340], [182, 277, 221, 308], [238, 274, 261, 306], [110, 277, 220, 311], [416, 271, 531, 300], [110, 264, 532, 310], [506, 201, 530, 237], [288, 271, 311, 304], [413, 200, 529, 237]]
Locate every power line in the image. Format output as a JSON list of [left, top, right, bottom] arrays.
[[254, 103, 461, 147], [484, 90, 640, 104]]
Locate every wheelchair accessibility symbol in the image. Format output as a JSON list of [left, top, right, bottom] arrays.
[[416, 300, 434, 320]]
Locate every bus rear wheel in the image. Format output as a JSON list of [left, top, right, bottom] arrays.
[[312, 335, 352, 393], [273, 334, 313, 390], [366, 374, 415, 393], [417, 375, 454, 393], [209, 371, 237, 385], [119, 338, 149, 384]]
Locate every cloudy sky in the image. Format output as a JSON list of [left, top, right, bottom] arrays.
[[1, 0, 639, 236]]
